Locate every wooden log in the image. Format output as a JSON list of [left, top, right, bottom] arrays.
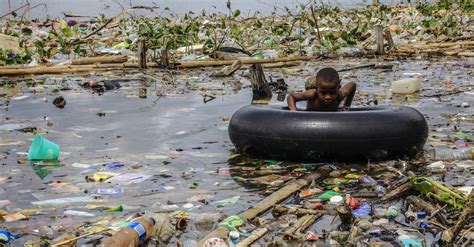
[[210, 60, 242, 77], [397, 41, 474, 50], [138, 39, 147, 69], [273, 205, 335, 216], [381, 181, 414, 201], [282, 213, 322, 239], [250, 63, 272, 102], [71, 55, 128, 65], [441, 190, 474, 244], [458, 51, 474, 57], [0, 59, 306, 77], [196, 167, 331, 246], [261, 61, 301, 69], [336, 205, 353, 227], [177, 56, 316, 68], [375, 25, 385, 55], [384, 29, 395, 50], [160, 48, 170, 68], [235, 228, 268, 247], [0, 63, 138, 76]]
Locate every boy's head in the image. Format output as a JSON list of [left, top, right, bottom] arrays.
[[315, 67, 341, 104]]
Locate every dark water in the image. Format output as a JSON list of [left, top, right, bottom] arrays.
[[1, 0, 412, 19], [1, 58, 473, 244]]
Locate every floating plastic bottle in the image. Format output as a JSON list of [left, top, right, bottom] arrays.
[[391, 78, 421, 94], [99, 217, 155, 247], [425, 147, 473, 161], [386, 206, 399, 220]]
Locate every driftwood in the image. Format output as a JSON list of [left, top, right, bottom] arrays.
[[177, 56, 316, 68], [196, 167, 331, 246], [210, 60, 242, 77], [71, 55, 128, 65], [0, 63, 141, 76], [384, 29, 395, 50], [250, 63, 272, 102], [235, 228, 268, 247], [0, 57, 313, 77], [441, 190, 474, 244], [138, 39, 147, 69], [381, 181, 415, 201], [406, 195, 449, 226], [273, 205, 335, 216], [336, 205, 353, 230], [160, 48, 170, 68], [282, 213, 322, 240], [375, 25, 385, 55]]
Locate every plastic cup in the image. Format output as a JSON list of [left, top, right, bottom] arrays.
[[28, 135, 60, 160]]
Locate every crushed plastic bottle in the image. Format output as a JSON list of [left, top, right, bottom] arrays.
[[425, 147, 473, 161]]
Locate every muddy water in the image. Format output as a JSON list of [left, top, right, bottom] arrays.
[[0, 58, 473, 244]]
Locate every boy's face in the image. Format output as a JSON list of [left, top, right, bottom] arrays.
[[316, 80, 340, 104]]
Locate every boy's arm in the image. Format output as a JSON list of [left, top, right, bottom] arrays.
[[287, 90, 316, 111], [340, 82, 357, 108]]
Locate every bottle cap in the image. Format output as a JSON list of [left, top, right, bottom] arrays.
[[416, 211, 427, 219], [229, 231, 240, 239], [330, 195, 344, 205]]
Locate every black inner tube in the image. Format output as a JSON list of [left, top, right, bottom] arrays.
[[228, 105, 428, 162]]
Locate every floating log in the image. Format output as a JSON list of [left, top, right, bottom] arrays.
[[282, 213, 322, 239], [71, 55, 128, 65], [196, 166, 331, 246], [273, 205, 335, 216], [235, 228, 268, 247], [441, 190, 474, 244], [0, 63, 137, 76], [210, 60, 242, 77], [0, 58, 309, 77]]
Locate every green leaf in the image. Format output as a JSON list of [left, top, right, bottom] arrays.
[[21, 27, 33, 36], [233, 9, 241, 18], [62, 27, 73, 38], [11, 11, 17, 18], [138, 23, 151, 36]]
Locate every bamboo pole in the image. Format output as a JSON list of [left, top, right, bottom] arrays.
[[177, 56, 316, 68], [282, 213, 322, 239], [0, 56, 314, 77], [397, 41, 474, 50], [0, 63, 138, 76], [71, 55, 128, 65], [235, 228, 268, 247], [273, 205, 334, 216], [196, 166, 331, 246]]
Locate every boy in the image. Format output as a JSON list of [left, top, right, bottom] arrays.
[[287, 67, 356, 111]]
